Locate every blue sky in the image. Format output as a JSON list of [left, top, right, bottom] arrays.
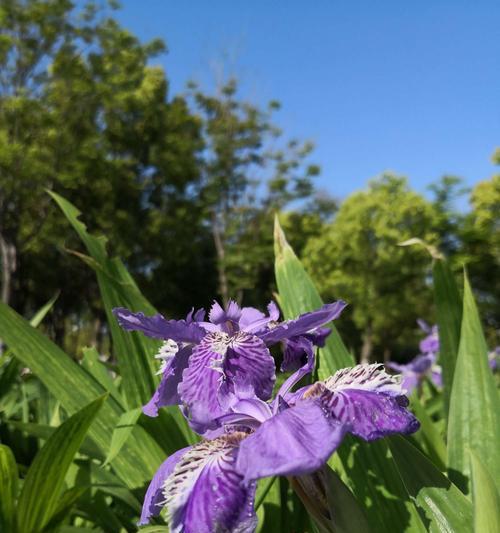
[[116, 1, 499, 204]]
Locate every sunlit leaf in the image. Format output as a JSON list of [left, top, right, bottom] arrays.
[[447, 273, 500, 494], [470, 451, 500, 533], [17, 395, 106, 533], [389, 436, 473, 532]]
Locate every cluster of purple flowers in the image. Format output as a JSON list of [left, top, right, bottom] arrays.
[[387, 320, 499, 394], [114, 300, 420, 533]]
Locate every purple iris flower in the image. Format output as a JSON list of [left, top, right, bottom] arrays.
[[387, 320, 442, 393], [139, 362, 419, 531], [113, 299, 346, 432], [416, 319, 440, 355]]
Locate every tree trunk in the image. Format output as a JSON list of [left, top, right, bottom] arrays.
[[360, 325, 373, 364], [211, 212, 229, 306], [0, 232, 16, 305]]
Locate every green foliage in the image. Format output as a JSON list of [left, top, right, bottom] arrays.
[[16, 395, 106, 533], [470, 451, 500, 533], [0, 444, 18, 532], [447, 273, 500, 494], [303, 174, 440, 360]]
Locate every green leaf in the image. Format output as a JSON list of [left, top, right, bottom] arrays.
[[104, 407, 142, 466], [323, 466, 371, 533], [41, 486, 89, 532], [256, 477, 282, 533], [49, 191, 196, 451], [0, 444, 18, 532], [274, 218, 424, 532], [17, 395, 106, 533], [409, 395, 447, 471], [49, 190, 158, 409], [0, 293, 59, 402], [81, 346, 125, 408], [7, 421, 103, 460], [389, 436, 473, 532], [432, 259, 462, 420], [0, 299, 165, 487], [470, 451, 500, 533], [274, 216, 353, 377], [447, 273, 500, 494]]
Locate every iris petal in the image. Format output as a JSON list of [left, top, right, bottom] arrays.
[[236, 399, 348, 482], [163, 434, 257, 533], [113, 307, 205, 343], [139, 446, 191, 525], [260, 301, 347, 345], [318, 364, 420, 441], [143, 347, 192, 416]]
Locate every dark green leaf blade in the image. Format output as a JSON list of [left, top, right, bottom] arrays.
[[389, 436, 473, 532], [0, 444, 18, 533], [104, 407, 142, 466], [447, 273, 500, 494], [432, 259, 462, 420], [0, 299, 165, 487], [17, 395, 106, 533], [49, 190, 158, 409]]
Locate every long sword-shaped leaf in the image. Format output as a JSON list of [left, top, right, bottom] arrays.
[[274, 217, 353, 375], [470, 451, 500, 533], [432, 259, 462, 421], [49, 192, 197, 450], [389, 436, 473, 531], [0, 444, 18, 532], [0, 301, 165, 488], [49, 191, 157, 409], [17, 395, 106, 533], [447, 273, 500, 494], [273, 218, 425, 532], [104, 407, 142, 466]]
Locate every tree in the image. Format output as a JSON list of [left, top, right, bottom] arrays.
[[303, 174, 440, 362], [187, 78, 325, 305], [459, 155, 500, 338], [0, 0, 210, 338]]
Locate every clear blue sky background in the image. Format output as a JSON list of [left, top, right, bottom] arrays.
[[116, 1, 499, 204]]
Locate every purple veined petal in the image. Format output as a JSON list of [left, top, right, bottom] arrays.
[[143, 346, 192, 417], [274, 339, 315, 408], [240, 302, 279, 335], [178, 333, 227, 431], [260, 301, 347, 345], [163, 434, 257, 533], [304, 326, 331, 348], [208, 300, 242, 326], [186, 307, 206, 323], [113, 307, 205, 344], [313, 364, 420, 441], [238, 306, 266, 330], [236, 399, 348, 482], [139, 446, 191, 525], [281, 336, 314, 373], [231, 398, 273, 424], [218, 331, 276, 408], [267, 301, 280, 321]]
